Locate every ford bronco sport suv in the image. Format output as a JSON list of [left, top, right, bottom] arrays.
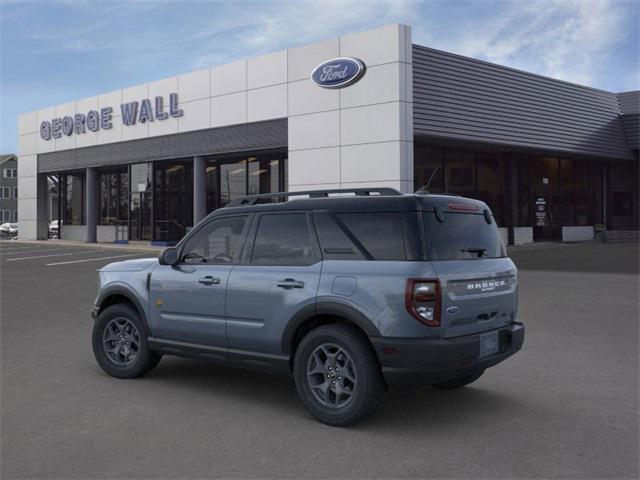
[[92, 188, 524, 426]]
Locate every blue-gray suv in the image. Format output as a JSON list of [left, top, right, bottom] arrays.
[[91, 188, 524, 426]]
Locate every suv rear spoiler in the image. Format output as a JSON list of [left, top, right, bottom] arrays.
[[226, 188, 402, 207]]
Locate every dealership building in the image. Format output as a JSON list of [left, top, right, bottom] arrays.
[[17, 24, 639, 245]]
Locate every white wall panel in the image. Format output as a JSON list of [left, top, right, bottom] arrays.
[[211, 59, 246, 96], [18, 133, 38, 156], [340, 24, 404, 67], [247, 50, 287, 89], [341, 102, 402, 145], [18, 112, 38, 135], [179, 68, 210, 102], [288, 38, 339, 82], [288, 147, 340, 185], [149, 76, 178, 99], [211, 92, 247, 127], [340, 142, 403, 183], [247, 84, 287, 122], [178, 98, 210, 132], [340, 62, 401, 109], [288, 79, 339, 116], [289, 110, 340, 151]]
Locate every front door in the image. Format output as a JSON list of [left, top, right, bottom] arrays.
[[148, 215, 250, 350], [531, 157, 561, 241], [226, 212, 322, 358]]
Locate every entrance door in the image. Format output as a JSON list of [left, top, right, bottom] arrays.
[[532, 157, 561, 241], [129, 192, 151, 241]]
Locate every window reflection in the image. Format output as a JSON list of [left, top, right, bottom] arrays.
[[206, 151, 287, 213]]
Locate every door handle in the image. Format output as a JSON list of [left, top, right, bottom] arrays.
[[277, 278, 305, 289], [198, 276, 221, 286]]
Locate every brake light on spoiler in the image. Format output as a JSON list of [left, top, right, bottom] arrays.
[[448, 203, 479, 212]]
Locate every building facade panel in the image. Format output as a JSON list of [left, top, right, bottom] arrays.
[[413, 45, 632, 160], [14, 23, 637, 244]]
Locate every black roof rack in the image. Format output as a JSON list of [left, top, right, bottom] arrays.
[[226, 188, 402, 207]]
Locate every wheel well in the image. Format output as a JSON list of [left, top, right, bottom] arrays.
[[289, 315, 372, 369], [98, 294, 135, 315]]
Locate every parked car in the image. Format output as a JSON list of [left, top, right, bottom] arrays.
[[49, 220, 60, 238], [91, 188, 524, 426], [0, 223, 18, 236]]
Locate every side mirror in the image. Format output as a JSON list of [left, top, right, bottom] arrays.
[[159, 247, 178, 266]]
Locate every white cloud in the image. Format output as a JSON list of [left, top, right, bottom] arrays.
[[414, 0, 636, 89]]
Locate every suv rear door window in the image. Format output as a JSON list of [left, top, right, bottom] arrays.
[[251, 213, 318, 266], [423, 212, 505, 260], [337, 212, 406, 260], [313, 212, 366, 260]]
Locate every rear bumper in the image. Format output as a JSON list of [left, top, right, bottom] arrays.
[[371, 323, 525, 390]]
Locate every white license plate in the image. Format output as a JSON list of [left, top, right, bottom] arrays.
[[479, 331, 499, 358]]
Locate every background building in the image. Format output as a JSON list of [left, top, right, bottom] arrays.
[[17, 24, 639, 245], [0, 154, 18, 224]]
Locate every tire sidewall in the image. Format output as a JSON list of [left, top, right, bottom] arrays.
[[92, 304, 157, 378], [294, 327, 380, 425]]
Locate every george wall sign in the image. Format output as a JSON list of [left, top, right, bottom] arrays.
[[40, 93, 184, 140], [311, 57, 366, 89]]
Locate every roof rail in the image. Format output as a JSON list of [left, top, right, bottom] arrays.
[[226, 188, 402, 207]]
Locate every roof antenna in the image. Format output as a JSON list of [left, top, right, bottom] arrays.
[[415, 167, 439, 195]]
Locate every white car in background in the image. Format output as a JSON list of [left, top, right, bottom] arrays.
[[0, 223, 18, 236]]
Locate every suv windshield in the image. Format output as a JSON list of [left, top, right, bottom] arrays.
[[423, 211, 505, 260]]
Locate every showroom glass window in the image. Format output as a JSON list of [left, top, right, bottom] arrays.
[[98, 169, 128, 225], [154, 160, 193, 242], [414, 143, 505, 225], [205, 151, 287, 213], [61, 173, 85, 225]]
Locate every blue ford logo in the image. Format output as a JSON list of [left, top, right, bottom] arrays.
[[311, 57, 366, 89], [446, 306, 459, 314]]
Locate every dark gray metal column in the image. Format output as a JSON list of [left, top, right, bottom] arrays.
[[85, 167, 97, 243], [193, 156, 207, 225]]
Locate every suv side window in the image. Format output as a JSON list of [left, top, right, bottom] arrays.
[[313, 212, 366, 260], [251, 213, 318, 266], [181, 215, 248, 264], [337, 212, 406, 260]]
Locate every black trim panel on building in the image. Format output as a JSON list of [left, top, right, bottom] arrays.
[[412, 45, 633, 160], [37, 118, 288, 173]]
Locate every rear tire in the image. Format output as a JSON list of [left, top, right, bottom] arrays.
[[293, 324, 386, 426], [432, 369, 485, 389], [92, 303, 161, 379]]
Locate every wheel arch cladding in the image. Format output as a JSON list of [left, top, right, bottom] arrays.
[[96, 287, 150, 336], [282, 302, 381, 356]]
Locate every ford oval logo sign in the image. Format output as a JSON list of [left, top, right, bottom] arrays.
[[311, 57, 366, 89]]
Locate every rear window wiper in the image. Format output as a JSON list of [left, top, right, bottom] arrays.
[[461, 247, 487, 257]]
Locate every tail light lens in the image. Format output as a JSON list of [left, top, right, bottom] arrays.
[[405, 279, 441, 327]]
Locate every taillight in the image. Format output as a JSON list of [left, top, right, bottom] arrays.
[[405, 279, 441, 327]]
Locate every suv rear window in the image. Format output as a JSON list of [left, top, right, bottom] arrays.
[[423, 212, 505, 260]]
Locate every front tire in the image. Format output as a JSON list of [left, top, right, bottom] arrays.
[[293, 324, 386, 426], [92, 303, 161, 379]]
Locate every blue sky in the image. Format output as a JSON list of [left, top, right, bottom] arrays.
[[1, 0, 638, 153]]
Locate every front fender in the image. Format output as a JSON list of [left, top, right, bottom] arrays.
[[94, 280, 151, 336]]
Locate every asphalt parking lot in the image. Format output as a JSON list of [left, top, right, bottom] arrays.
[[1, 240, 638, 479]]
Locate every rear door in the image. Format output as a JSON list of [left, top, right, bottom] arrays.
[[225, 212, 322, 361], [423, 209, 518, 339]]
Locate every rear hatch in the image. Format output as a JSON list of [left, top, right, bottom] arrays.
[[423, 205, 518, 339]]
